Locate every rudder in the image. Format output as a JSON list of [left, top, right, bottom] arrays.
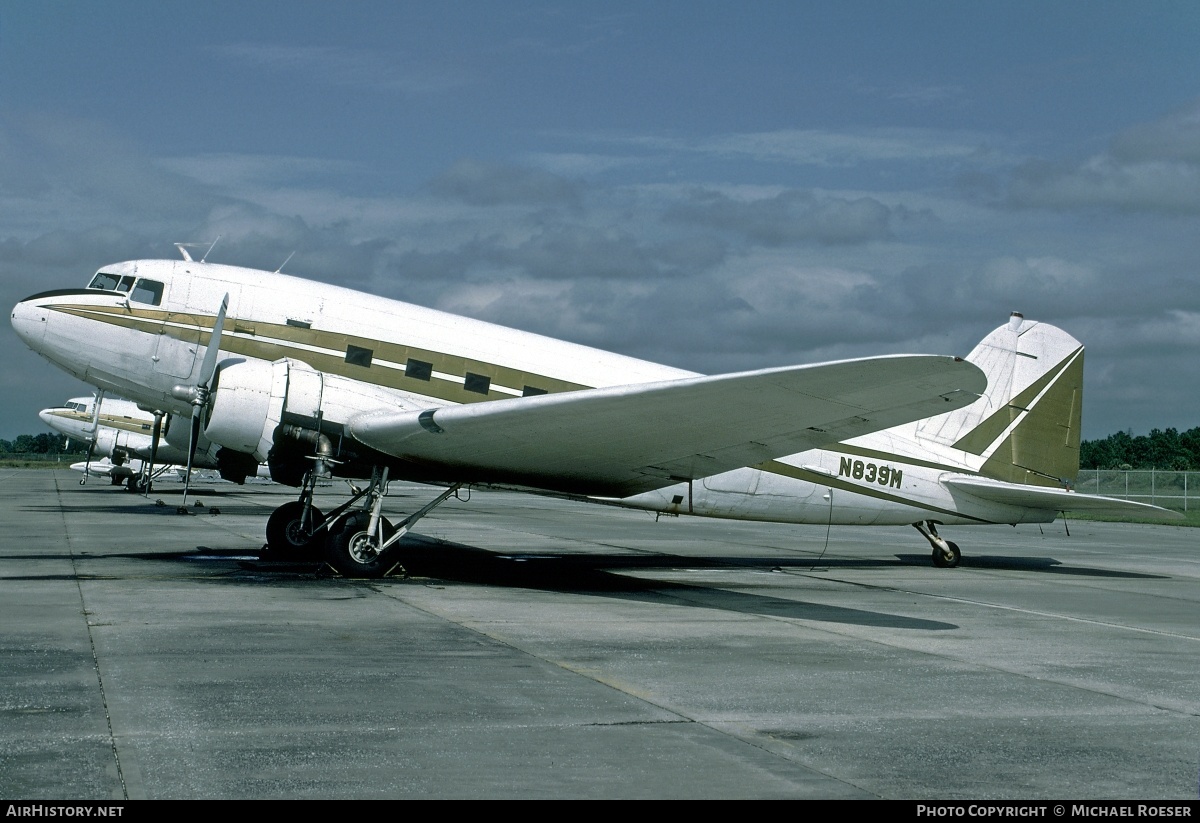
[[916, 313, 1084, 487]]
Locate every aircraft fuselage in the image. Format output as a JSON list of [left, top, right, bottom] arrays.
[[12, 259, 1061, 529]]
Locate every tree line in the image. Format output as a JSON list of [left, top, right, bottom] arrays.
[[1079, 427, 1200, 471], [0, 433, 92, 457]]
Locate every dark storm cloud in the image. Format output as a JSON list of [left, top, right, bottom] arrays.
[[428, 159, 583, 207], [665, 189, 895, 246]]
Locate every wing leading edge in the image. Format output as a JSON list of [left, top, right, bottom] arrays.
[[348, 354, 986, 497]]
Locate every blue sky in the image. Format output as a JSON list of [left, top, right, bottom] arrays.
[[3, 1, 1199, 440]]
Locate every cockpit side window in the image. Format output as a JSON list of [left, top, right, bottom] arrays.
[[131, 279, 164, 306]]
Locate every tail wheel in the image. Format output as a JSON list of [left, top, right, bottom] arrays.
[[931, 541, 961, 568], [265, 501, 327, 559], [325, 513, 397, 578]]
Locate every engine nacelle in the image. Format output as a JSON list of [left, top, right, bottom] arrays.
[[203, 358, 285, 462], [92, 427, 128, 462], [202, 356, 410, 467]]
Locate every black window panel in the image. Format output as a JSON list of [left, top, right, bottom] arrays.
[[117, 275, 135, 292], [464, 373, 490, 395], [286, 318, 311, 329], [345, 345, 373, 368], [522, 385, 548, 397], [131, 279, 164, 306], [406, 359, 433, 381]]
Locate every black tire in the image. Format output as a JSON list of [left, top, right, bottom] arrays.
[[324, 513, 398, 578], [931, 541, 961, 568], [264, 501, 327, 559]]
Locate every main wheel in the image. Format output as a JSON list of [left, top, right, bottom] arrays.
[[324, 513, 398, 578], [931, 541, 961, 568], [264, 501, 327, 559]]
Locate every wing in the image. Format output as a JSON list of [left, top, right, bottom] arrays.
[[943, 475, 1183, 520], [347, 354, 985, 497]]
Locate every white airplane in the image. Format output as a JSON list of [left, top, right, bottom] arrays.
[[38, 394, 262, 491], [10, 252, 1177, 576]]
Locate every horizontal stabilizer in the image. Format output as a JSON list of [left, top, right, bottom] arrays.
[[349, 354, 985, 497], [943, 475, 1183, 520]]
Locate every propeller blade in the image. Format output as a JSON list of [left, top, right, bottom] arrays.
[[141, 411, 163, 496], [181, 412, 201, 509], [198, 293, 229, 391], [180, 293, 227, 511]]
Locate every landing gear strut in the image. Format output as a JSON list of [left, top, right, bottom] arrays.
[[263, 464, 328, 559], [914, 521, 961, 568], [322, 466, 462, 578]]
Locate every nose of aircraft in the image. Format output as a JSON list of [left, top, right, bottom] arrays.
[[11, 297, 49, 348], [37, 408, 57, 427]]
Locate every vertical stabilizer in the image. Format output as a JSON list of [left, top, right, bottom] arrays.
[[916, 313, 1084, 486]]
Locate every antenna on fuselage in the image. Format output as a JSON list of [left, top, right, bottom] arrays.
[[174, 237, 221, 263], [275, 251, 296, 274]]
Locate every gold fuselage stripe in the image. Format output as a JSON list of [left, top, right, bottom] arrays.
[[51, 303, 591, 405], [44, 409, 154, 435]]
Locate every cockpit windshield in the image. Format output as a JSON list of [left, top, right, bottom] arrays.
[[89, 272, 136, 292], [87, 273, 164, 305]]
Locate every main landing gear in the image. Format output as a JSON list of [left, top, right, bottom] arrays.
[[913, 521, 961, 568], [263, 463, 463, 578]]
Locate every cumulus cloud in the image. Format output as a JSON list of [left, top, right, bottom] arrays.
[[620, 127, 1003, 168], [1008, 100, 1200, 213], [1110, 101, 1200, 164]]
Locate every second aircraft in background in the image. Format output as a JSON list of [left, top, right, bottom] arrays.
[[39, 394, 263, 491]]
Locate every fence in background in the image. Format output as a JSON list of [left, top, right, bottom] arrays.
[[1074, 470, 1197, 511]]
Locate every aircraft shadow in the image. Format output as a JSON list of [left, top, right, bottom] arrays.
[[342, 537, 960, 630], [12, 538, 957, 631], [891, 553, 1167, 578]]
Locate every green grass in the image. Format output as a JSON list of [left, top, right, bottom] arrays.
[[0, 458, 81, 469], [1064, 508, 1200, 527]]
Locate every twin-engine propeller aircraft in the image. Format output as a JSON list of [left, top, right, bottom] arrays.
[[11, 252, 1177, 576], [39, 395, 261, 491]]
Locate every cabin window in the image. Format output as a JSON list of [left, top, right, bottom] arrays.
[[464, 373, 491, 395], [406, 359, 432, 381], [522, 385, 548, 397], [286, 319, 311, 329], [131, 279, 164, 306], [345, 345, 373, 368]]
